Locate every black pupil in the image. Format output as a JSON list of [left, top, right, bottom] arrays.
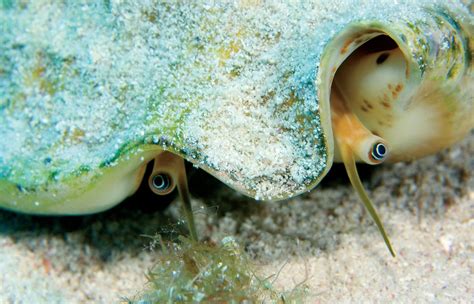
[[153, 174, 170, 191], [372, 143, 386, 160]]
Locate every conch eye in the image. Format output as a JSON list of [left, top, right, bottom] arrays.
[[371, 142, 388, 162], [150, 173, 174, 195]]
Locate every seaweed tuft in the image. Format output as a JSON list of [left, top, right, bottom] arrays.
[[126, 235, 306, 303]]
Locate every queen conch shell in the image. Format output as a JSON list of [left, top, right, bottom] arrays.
[[0, 1, 473, 219]]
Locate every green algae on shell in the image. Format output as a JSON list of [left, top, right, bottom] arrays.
[[0, 1, 473, 214]]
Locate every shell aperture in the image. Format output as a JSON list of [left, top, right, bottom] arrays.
[[328, 14, 471, 255]]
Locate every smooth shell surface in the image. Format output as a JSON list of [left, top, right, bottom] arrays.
[[0, 1, 473, 214]]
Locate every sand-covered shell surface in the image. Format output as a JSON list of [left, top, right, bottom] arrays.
[[0, 1, 472, 215]]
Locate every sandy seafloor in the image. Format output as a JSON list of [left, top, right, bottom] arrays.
[[0, 132, 472, 303]]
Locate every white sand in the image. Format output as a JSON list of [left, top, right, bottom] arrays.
[[0, 133, 472, 303]]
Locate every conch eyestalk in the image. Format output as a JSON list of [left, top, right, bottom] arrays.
[[330, 84, 395, 256]]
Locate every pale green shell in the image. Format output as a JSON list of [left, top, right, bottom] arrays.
[[0, 1, 473, 214]]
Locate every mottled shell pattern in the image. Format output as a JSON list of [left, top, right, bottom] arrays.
[[0, 1, 472, 214]]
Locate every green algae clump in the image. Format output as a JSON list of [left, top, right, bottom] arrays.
[[129, 236, 305, 303]]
